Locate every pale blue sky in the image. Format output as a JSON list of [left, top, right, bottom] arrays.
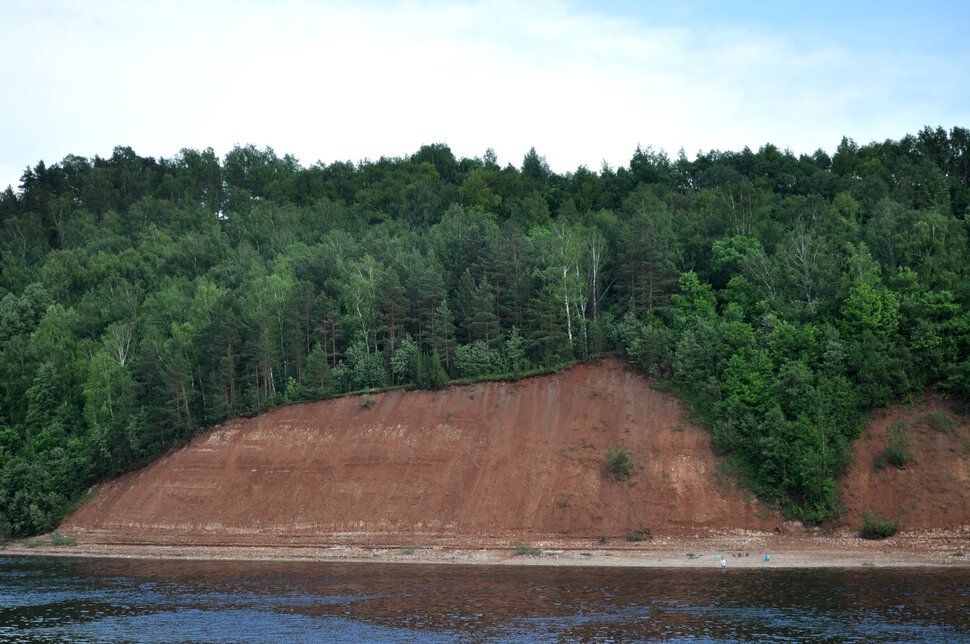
[[2, 0, 968, 192]]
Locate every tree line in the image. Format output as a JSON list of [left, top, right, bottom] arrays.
[[1, 127, 968, 536]]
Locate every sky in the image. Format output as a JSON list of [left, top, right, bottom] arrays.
[[1, 0, 968, 192]]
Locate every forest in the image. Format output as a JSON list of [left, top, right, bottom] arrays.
[[1, 127, 968, 538]]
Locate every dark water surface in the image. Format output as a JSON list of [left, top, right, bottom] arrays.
[[0, 556, 968, 643]]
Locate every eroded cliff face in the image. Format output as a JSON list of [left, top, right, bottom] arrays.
[[839, 401, 970, 531], [62, 360, 970, 547]]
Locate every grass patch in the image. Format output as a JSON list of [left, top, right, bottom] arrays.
[[401, 545, 417, 555], [605, 445, 633, 481], [513, 543, 542, 557], [557, 493, 572, 508], [876, 419, 912, 470], [360, 393, 375, 409], [24, 530, 77, 548], [50, 532, 77, 546], [917, 410, 957, 433], [625, 529, 650, 543], [883, 444, 911, 469], [579, 552, 592, 557], [686, 552, 701, 559], [951, 550, 965, 557], [859, 512, 897, 540], [24, 531, 78, 548]]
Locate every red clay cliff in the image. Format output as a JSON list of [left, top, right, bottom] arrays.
[[61, 359, 970, 551]]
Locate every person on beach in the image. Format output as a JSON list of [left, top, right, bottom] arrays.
[[720, 556, 726, 568], [763, 553, 770, 562]]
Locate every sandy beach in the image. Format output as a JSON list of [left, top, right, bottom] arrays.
[[5, 529, 969, 568]]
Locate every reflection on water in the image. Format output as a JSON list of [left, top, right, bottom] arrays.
[[1, 556, 968, 642]]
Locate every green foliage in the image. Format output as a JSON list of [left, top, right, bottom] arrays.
[[884, 444, 911, 469], [625, 529, 649, 542], [502, 326, 529, 378], [917, 409, 957, 433], [2, 129, 970, 535], [416, 350, 449, 390], [23, 530, 77, 547], [513, 543, 541, 557], [49, 531, 77, 546], [453, 340, 503, 378], [605, 445, 633, 481], [333, 341, 385, 392], [390, 334, 419, 385], [877, 420, 912, 469], [302, 342, 332, 398], [860, 512, 897, 540], [617, 311, 674, 377]]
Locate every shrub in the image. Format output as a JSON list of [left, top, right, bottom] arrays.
[[333, 341, 386, 393], [882, 420, 912, 469], [361, 393, 375, 409], [605, 445, 633, 480], [453, 340, 503, 378], [860, 512, 897, 540], [513, 543, 541, 557], [884, 443, 911, 468], [625, 529, 649, 542]]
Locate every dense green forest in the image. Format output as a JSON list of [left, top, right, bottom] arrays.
[[1, 127, 969, 537]]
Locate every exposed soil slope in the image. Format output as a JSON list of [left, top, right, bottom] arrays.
[[839, 399, 970, 531], [64, 360, 778, 546], [62, 360, 970, 550]]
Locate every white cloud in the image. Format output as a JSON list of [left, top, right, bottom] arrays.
[[0, 0, 966, 191]]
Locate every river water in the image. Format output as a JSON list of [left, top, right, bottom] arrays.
[[1, 556, 968, 642]]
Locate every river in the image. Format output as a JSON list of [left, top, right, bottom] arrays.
[[1, 556, 968, 642]]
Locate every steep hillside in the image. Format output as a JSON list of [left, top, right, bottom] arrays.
[[839, 400, 970, 530], [62, 360, 970, 548], [63, 360, 778, 546]]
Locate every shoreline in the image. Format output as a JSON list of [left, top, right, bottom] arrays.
[[4, 530, 969, 568]]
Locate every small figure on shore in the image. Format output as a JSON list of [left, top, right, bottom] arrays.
[[763, 553, 771, 562], [720, 556, 726, 569]]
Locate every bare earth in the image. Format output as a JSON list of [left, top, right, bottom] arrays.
[[7, 359, 969, 567]]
